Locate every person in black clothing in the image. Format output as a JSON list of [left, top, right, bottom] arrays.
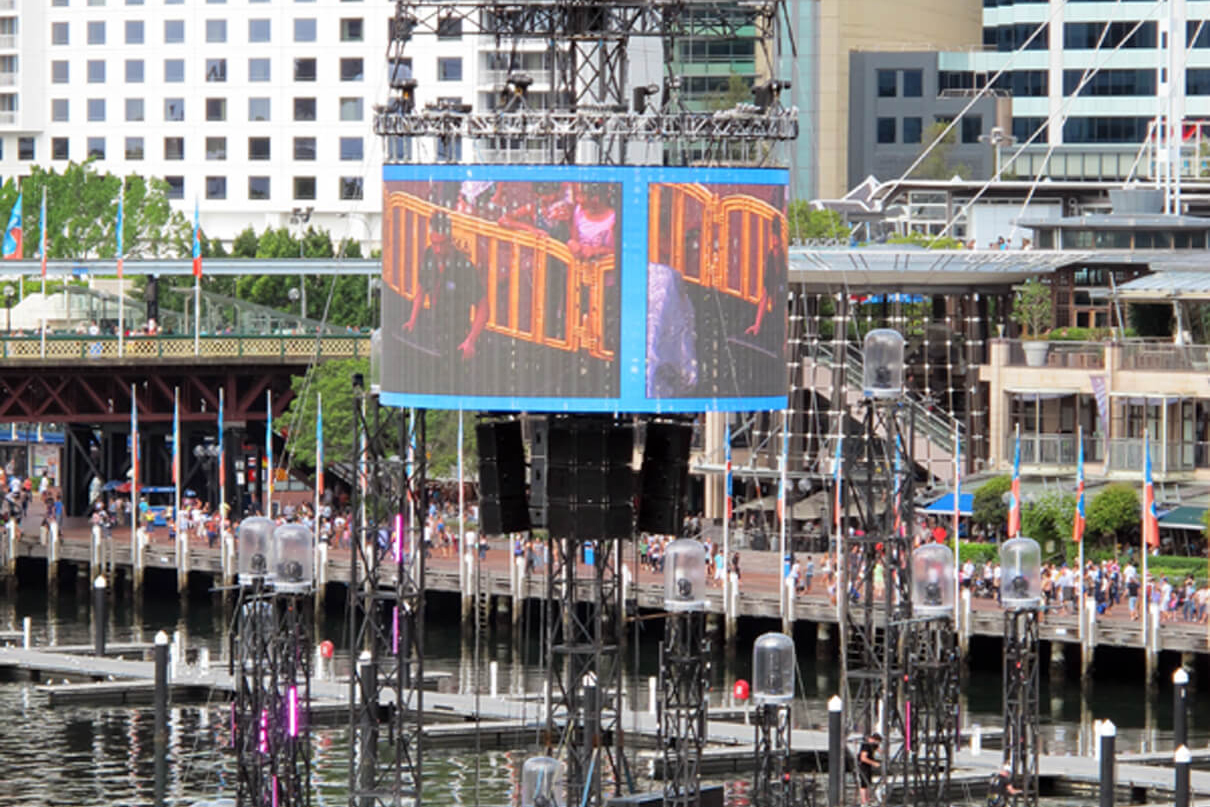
[[987, 763, 1022, 807], [857, 732, 881, 807], [404, 211, 489, 361]]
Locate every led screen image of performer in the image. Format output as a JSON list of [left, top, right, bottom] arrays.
[[381, 178, 621, 399], [646, 183, 787, 399]]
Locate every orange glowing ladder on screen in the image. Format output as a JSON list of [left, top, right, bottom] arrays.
[[383, 191, 615, 361], [648, 183, 784, 307]]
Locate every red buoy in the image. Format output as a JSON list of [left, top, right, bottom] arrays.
[[319, 640, 335, 660], [733, 679, 750, 701]]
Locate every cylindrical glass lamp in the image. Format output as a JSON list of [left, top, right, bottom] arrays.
[[237, 516, 275, 585], [752, 631, 795, 704], [862, 328, 905, 398], [663, 538, 707, 611], [521, 756, 562, 807], [911, 543, 955, 617], [272, 523, 314, 592], [1000, 537, 1042, 609]]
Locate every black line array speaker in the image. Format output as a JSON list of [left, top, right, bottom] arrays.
[[527, 416, 548, 529], [637, 422, 693, 535], [546, 416, 634, 540], [477, 420, 531, 535]]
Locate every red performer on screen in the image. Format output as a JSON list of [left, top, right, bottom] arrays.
[[404, 211, 489, 360]]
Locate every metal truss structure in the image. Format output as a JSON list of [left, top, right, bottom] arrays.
[[1003, 609, 1040, 807], [753, 703, 793, 807], [347, 389, 426, 807], [233, 584, 313, 807], [380, 0, 796, 164], [838, 400, 914, 807], [904, 618, 959, 807], [659, 610, 709, 807]]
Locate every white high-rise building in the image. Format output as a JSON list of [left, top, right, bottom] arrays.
[[0, 0, 492, 249]]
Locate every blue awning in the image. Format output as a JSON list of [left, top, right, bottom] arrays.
[[857, 293, 926, 304], [924, 493, 973, 516]]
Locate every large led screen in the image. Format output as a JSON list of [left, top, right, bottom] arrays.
[[381, 164, 787, 413]]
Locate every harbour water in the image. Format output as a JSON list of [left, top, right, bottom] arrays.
[[0, 586, 1204, 806]]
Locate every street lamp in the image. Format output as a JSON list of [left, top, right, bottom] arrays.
[[290, 206, 314, 320], [288, 287, 302, 322], [2, 284, 13, 332]]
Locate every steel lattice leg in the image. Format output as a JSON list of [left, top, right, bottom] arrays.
[[753, 703, 792, 807], [1003, 610, 1040, 807], [905, 618, 959, 807], [659, 611, 707, 807]]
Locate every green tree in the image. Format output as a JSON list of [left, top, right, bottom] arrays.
[[911, 122, 971, 181], [1012, 278, 1053, 338], [1021, 490, 1076, 556], [786, 202, 850, 242], [972, 475, 1012, 533], [886, 231, 965, 250], [231, 226, 259, 258], [1085, 483, 1139, 546], [707, 73, 753, 111]]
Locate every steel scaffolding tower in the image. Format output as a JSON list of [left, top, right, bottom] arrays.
[[347, 381, 426, 807], [659, 610, 708, 807], [753, 702, 793, 807], [904, 618, 959, 807], [1003, 609, 1040, 807]]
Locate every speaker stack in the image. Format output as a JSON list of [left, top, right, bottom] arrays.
[[546, 417, 634, 540], [636, 421, 693, 535], [476, 420, 531, 535]]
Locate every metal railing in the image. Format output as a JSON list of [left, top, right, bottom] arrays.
[[1009, 433, 1102, 466], [0, 333, 371, 362], [1005, 340, 1106, 369], [1120, 343, 1210, 372], [1106, 438, 1196, 474]]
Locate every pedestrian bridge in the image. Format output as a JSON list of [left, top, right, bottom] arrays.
[[0, 333, 372, 364]]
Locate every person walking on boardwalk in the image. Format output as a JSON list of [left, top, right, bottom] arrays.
[[857, 732, 881, 807]]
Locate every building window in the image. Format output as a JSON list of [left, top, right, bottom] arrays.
[[436, 137, 462, 162], [248, 137, 271, 160], [52, 61, 69, 84], [126, 98, 144, 121], [339, 97, 364, 121], [51, 138, 69, 160], [87, 60, 105, 83], [206, 19, 226, 43], [165, 98, 185, 121], [165, 176, 184, 200], [1064, 20, 1155, 50], [164, 137, 184, 160], [164, 20, 184, 44], [126, 59, 144, 83], [437, 16, 461, 39], [1063, 68, 1156, 97], [206, 136, 226, 160], [340, 18, 363, 41], [340, 58, 363, 82], [293, 176, 316, 200], [902, 69, 923, 98], [206, 59, 227, 82], [294, 58, 317, 81], [877, 69, 896, 98], [87, 21, 105, 45], [125, 137, 144, 160], [294, 137, 316, 160], [340, 177, 364, 200], [294, 18, 317, 42], [437, 57, 462, 82], [125, 20, 144, 44], [248, 97, 270, 122], [206, 98, 227, 121], [87, 98, 106, 121], [294, 97, 317, 121], [87, 137, 105, 159], [249, 19, 270, 42], [249, 58, 271, 82], [52, 99, 69, 122], [165, 59, 184, 83], [17, 137, 34, 160], [961, 114, 983, 143], [340, 137, 363, 160], [248, 176, 271, 201], [876, 117, 896, 144], [903, 116, 922, 144], [206, 176, 227, 200], [51, 23, 69, 45]]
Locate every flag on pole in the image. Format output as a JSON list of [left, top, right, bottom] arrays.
[[1007, 426, 1022, 538], [832, 434, 844, 531], [266, 391, 274, 511], [116, 185, 124, 278], [315, 393, 324, 505], [172, 388, 180, 487], [192, 199, 203, 278], [724, 421, 733, 522], [777, 413, 788, 524], [3, 191, 22, 260], [1073, 433, 1086, 543], [1143, 430, 1160, 549], [38, 187, 46, 279], [952, 425, 961, 544], [217, 387, 225, 492]]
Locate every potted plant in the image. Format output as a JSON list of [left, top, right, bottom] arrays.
[[1012, 278, 1053, 366]]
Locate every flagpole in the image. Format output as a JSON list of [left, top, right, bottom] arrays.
[[193, 277, 200, 356], [953, 422, 961, 624], [173, 387, 181, 569], [779, 409, 789, 600], [458, 409, 465, 593], [266, 390, 273, 518], [130, 383, 138, 583], [722, 419, 731, 608], [218, 386, 225, 525], [39, 186, 46, 359], [1142, 429, 1150, 651], [833, 432, 844, 625], [1077, 425, 1085, 625], [314, 391, 322, 539], [117, 180, 124, 360]]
